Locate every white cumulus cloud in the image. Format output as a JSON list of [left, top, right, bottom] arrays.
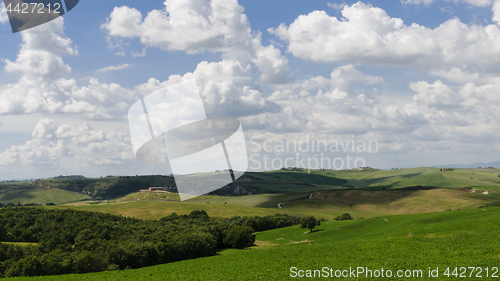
[[0, 119, 134, 172], [0, 19, 138, 119], [270, 2, 500, 72], [102, 0, 290, 84], [134, 60, 280, 118]]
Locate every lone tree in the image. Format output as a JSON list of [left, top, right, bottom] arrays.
[[187, 210, 210, 220], [300, 216, 321, 233]]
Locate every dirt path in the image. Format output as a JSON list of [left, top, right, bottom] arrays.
[[441, 173, 455, 188]]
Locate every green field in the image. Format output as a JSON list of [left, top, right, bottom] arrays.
[[10, 206, 500, 280], [1, 242, 38, 247], [0, 188, 90, 205]]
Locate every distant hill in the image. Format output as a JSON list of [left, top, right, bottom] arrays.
[[398, 161, 500, 169], [0, 175, 177, 202], [433, 161, 500, 168], [0, 188, 90, 206], [3, 166, 500, 203]]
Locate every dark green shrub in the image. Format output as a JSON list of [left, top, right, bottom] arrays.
[[334, 213, 353, 221], [223, 225, 255, 249], [5, 255, 44, 277]]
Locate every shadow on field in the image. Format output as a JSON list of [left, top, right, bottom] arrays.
[[230, 172, 348, 194], [252, 172, 429, 208], [345, 172, 423, 188], [305, 229, 325, 234], [0, 189, 36, 203], [245, 172, 347, 186], [254, 187, 452, 211]]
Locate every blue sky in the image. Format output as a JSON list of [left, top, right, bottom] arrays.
[[1, 0, 500, 180]]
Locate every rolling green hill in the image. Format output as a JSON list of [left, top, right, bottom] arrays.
[[10, 206, 500, 280], [0, 175, 176, 203], [3, 167, 500, 203], [53, 186, 499, 221], [0, 188, 90, 205], [0, 167, 497, 222]]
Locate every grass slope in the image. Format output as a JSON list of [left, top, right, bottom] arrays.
[[0, 188, 90, 205], [12, 207, 500, 280], [53, 200, 286, 220], [315, 167, 500, 189], [207, 167, 500, 194], [294, 188, 498, 215]]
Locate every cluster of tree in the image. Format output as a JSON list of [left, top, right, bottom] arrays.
[[0, 203, 45, 208], [0, 207, 301, 277], [0, 184, 36, 192], [280, 167, 304, 171], [0, 179, 35, 183], [239, 213, 302, 232], [160, 211, 301, 248], [52, 175, 86, 180], [334, 213, 353, 221], [19, 203, 42, 207]]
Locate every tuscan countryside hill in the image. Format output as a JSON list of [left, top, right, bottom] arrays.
[[1, 167, 499, 219]]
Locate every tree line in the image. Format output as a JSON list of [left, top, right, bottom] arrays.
[[0, 207, 302, 277], [0, 203, 53, 207]]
